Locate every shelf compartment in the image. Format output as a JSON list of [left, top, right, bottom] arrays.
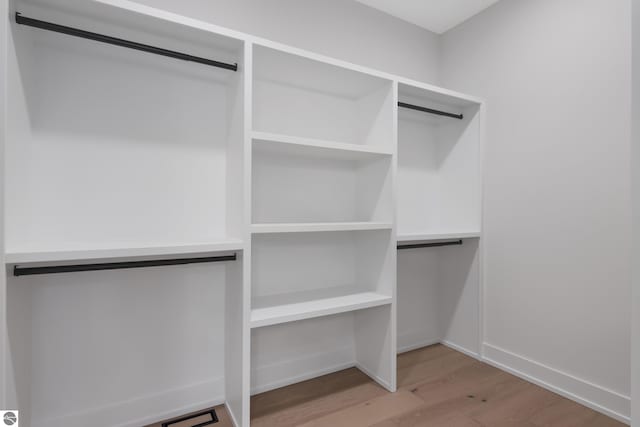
[[6, 2, 245, 253], [397, 82, 482, 236], [251, 230, 394, 321], [251, 287, 392, 328], [252, 131, 393, 160], [252, 141, 393, 224], [251, 222, 392, 234], [5, 239, 243, 265], [253, 45, 394, 148]]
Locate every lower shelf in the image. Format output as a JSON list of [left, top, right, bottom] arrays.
[[250, 287, 392, 328]]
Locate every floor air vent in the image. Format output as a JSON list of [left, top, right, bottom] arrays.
[[161, 409, 219, 427]]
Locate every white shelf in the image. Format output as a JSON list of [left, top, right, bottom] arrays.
[[5, 239, 244, 264], [251, 289, 392, 328], [251, 222, 393, 234], [252, 131, 392, 160], [397, 231, 481, 244]]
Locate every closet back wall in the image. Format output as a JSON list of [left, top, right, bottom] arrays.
[[441, 0, 632, 421], [129, 0, 441, 84]]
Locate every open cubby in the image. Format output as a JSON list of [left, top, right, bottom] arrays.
[[251, 305, 395, 395], [397, 238, 480, 354], [251, 230, 394, 328], [397, 83, 481, 240], [252, 138, 393, 225], [252, 45, 394, 148], [6, 0, 245, 256]]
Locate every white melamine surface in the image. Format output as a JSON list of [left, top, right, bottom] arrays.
[[251, 222, 393, 234], [397, 232, 480, 243], [251, 290, 392, 328], [252, 146, 392, 224], [252, 131, 393, 159], [5, 240, 243, 264]]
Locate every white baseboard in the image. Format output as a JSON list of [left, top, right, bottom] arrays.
[[397, 336, 441, 354], [482, 343, 631, 425], [32, 377, 225, 427], [251, 346, 355, 395], [442, 340, 481, 360]]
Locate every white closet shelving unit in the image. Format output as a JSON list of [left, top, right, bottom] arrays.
[[1, 1, 483, 426]]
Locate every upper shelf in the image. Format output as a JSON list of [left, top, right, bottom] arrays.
[[252, 131, 393, 161], [253, 44, 391, 100], [5, 239, 243, 265]]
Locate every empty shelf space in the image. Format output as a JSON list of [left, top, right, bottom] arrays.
[[252, 131, 393, 160], [5, 239, 244, 264], [397, 232, 480, 244], [251, 222, 393, 234], [251, 288, 392, 328]]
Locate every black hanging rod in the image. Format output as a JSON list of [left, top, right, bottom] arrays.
[[398, 102, 463, 120], [15, 12, 238, 71], [13, 254, 237, 276], [397, 240, 463, 250]]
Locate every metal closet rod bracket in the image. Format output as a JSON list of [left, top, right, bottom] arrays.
[[15, 12, 238, 71], [398, 101, 463, 120], [13, 254, 238, 276], [397, 240, 463, 250]]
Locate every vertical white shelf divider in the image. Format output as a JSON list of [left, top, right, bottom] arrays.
[[224, 40, 252, 427]]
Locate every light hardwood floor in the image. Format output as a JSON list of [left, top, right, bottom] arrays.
[[149, 344, 625, 427]]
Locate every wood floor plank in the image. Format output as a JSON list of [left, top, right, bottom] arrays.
[[397, 344, 456, 369], [251, 382, 387, 427], [297, 390, 424, 427], [398, 349, 476, 388], [379, 370, 530, 426], [469, 381, 563, 426], [251, 367, 374, 418]]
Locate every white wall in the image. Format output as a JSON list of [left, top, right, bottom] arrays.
[[632, 0, 640, 423], [130, 0, 441, 84], [0, 0, 6, 411], [442, 0, 632, 422]]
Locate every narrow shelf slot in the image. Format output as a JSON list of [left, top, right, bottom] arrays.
[[251, 222, 393, 234], [251, 289, 392, 328]]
